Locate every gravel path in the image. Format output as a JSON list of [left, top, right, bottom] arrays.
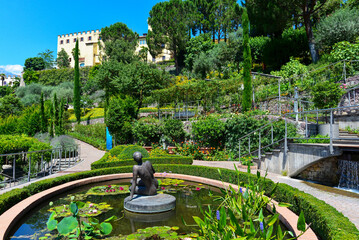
[[193, 160, 359, 230]]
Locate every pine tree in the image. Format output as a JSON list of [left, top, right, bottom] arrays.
[[73, 39, 81, 124], [40, 92, 46, 133], [241, 8, 252, 112]]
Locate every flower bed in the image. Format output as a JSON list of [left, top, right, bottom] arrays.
[[0, 165, 358, 240]]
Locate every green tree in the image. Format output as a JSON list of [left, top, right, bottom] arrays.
[[40, 92, 47, 133], [73, 39, 81, 124], [106, 95, 137, 143], [185, 33, 214, 71], [100, 22, 139, 63], [315, 7, 359, 51], [23, 70, 40, 84], [148, 0, 190, 73], [138, 46, 149, 62], [57, 48, 70, 68], [38, 49, 54, 69], [94, 60, 122, 119], [241, 8, 252, 112], [24, 57, 45, 71], [115, 61, 169, 115], [0, 94, 23, 118], [312, 81, 345, 109]]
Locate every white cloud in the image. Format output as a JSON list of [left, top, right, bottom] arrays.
[[0, 65, 23, 75]]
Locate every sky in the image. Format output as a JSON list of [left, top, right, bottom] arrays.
[[0, 0, 163, 74]]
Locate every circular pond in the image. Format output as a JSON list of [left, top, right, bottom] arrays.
[[9, 178, 221, 239]]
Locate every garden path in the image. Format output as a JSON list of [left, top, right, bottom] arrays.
[[0, 139, 105, 195], [193, 160, 359, 230]]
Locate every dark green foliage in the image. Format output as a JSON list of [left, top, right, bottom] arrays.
[[163, 119, 186, 143], [73, 40, 81, 124], [0, 135, 51, 156], [56, 48, 70, 68], [37, 67, 90, 86], [38, 49, 55, 70], [132, 119, 163, 145], [329, 40, 359, 62], [117, 145, 150, 159], [91, 153, 193, 169], [241, 8, 252, 112], [0, 94, 23, 118], [69, 123, 106, 150], [148, 0, 190, 73], [192, 117, 225, 148], [100, 22, 139, 63], [24, 57, 45, 71], [108, 145, 128, 157], [106, 95, 137, 144], [1, 165, 358, 240], [312, 81, 346, 109], [23, 70, 40, 84], [249, 36, 270, 64], [0, 86, 12, 98], [185, 33, 214, 71], [40, 92, 46, 133], [315, 7, 359, 51]]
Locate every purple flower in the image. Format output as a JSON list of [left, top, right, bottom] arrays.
[[240, 187, 243, 194], [216, 210, 220, 220], [260, 222, 264, 232]]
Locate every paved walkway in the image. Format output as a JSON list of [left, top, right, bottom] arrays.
[[193, 160, 359, 230], [0, 139, 105, 195]]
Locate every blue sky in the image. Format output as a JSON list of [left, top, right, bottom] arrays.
[[0, 0, 163, 74]]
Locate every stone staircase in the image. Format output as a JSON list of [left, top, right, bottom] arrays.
[[334, 131, 359, 145], [51, 157, 79, 173]]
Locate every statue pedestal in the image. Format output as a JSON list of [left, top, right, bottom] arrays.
[[124, 194, 176, 213]]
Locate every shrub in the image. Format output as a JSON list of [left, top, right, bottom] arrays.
[[50, 135, 77, 150], [329, 40, 359, 62], [117, 145, 150, 159], [73, 123, 106, 142], [67, 132, 106, 150], [315, 7, 359, 51], [163, 118, 186, 143], [132, 119, 163, 145], [108, 145, 128, 157], [0, 165, 357, 240], [192, 117, 225, 148], [37, 67, 91, 86], [311, 81, 345, 109]]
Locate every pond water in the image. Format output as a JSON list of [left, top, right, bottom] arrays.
[[9, 178, 222, 239]]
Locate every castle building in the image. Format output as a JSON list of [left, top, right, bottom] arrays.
[[57, 26, 172, 68]]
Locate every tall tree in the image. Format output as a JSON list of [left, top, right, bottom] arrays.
[[100, 22, 139, 63], [241, 8, 252, 112], [57, 48, 70, 68], [24, 57, 45, 71], [73, 39, 81, 124], [148, 0, 190, 73], [38, 49, 54, 69], [40, 92, 46, 133]]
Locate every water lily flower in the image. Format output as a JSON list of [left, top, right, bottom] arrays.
[[108, 185, 112, 188], [89, 203, 93, 208], [119, 187, 124, 191], [93, 209, 97, 214], [161, 187, 165, 190], [195, 187, 201, 191]]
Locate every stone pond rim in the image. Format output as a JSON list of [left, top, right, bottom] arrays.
[[124, 194, 176, 213]]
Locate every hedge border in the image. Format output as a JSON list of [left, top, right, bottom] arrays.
[[91, 153, 193, 169], [68, 132, 106, 150], [0, 165, 358, 240]]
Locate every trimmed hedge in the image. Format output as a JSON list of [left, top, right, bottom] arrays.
[[91, 154, 193, 169], [0, 165, 358, 240], [109, 145, 128, 157], [117, 145, 150, 159]]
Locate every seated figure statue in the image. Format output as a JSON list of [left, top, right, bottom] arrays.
[[129, 151, 158, 200]]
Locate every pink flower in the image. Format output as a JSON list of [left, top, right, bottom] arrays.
[[195, 187, 201, 191], [105, 190, 109, 192], [161, 187, 165, 190], [108, 185, 112, 188], [119, 187, 124, 191], [89, 203, 93, 208]]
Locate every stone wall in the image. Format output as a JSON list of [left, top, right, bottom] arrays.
[[297, 156, 339, 186]]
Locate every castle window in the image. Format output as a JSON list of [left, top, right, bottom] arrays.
[[152, 57, 156, 62], [69, 58, 71, 62], [99, 36, 102, 40], [60, 40, 63, 44], [140, 40, 146, 45], [162, 56, 166, 61], [80, 63, 85, 67], [74, 38, 77, 42], [88, 36, 92, 41], [66, 39, 69, 44], [80, 37, 84, 42], [161, 43, 165, 48]]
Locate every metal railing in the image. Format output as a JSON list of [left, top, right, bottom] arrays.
[[237, 104, 359, 163], [0, 145, 81, 190]]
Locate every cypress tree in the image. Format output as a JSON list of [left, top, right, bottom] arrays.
[[58, 98, 65, 134], [241, 8, 252, 112], [49, 103, 54, 137], [53, 93, 59, 135], [73, 39, 81, 124], [40, 92, 46, 133]]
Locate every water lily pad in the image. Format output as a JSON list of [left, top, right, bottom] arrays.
[[86, 185, 130, 196], [48, 201, 113, 218]]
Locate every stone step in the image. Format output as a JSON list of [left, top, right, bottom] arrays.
[[265, 152, 273, 155], [272, 149, 281, 152], [333, 140, 359, 145]]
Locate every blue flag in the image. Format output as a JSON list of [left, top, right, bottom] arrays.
[[106, 127, 113, 150]]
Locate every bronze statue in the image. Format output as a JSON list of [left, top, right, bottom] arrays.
[[129, 152, 158, 200]]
